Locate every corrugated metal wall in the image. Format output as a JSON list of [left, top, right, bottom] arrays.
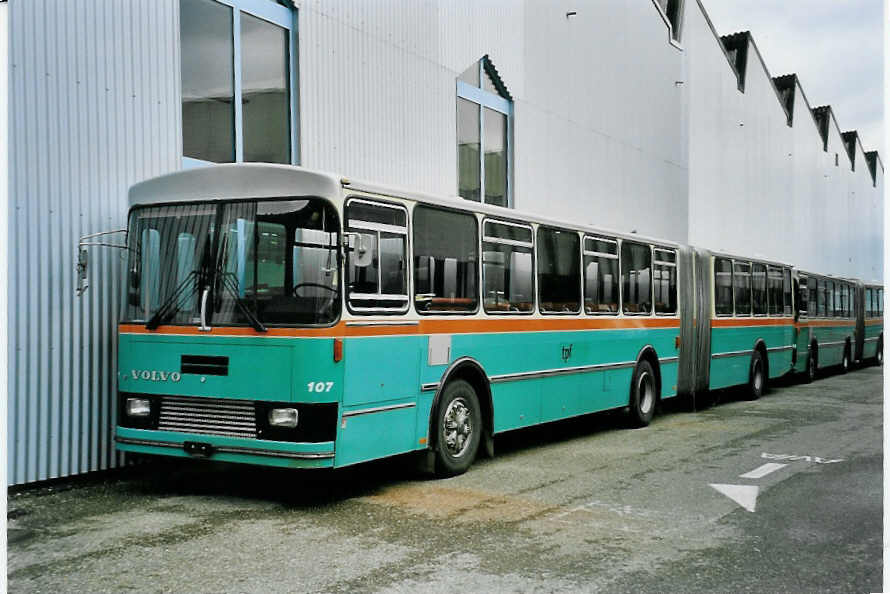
[[8, 0, 181, 485]]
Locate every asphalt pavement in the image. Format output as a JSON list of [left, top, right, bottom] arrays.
[[8, 364, 883, 593]]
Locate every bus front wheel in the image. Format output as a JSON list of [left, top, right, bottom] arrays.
[[628, 360, 657, 427], [434, 379, 481, 477]]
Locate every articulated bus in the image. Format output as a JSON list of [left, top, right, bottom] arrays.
[[95, 164, 882, 476]]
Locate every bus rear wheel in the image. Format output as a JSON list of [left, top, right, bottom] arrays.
[[841, 345, 851, 373], [877, 339, 883, 366], [628, 360, 657, 427], [804, 350, 816, 383], [434, 379, 481, 477], [747, 350, 766, 400]]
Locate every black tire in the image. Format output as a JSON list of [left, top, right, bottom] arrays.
[[803, 349, 816, 384], [747, 350, 766, 400], [628, 360, 658, 427], [876, 338, 883, 366], [434, 379, 481, 477], [841, 344, 851, 374]]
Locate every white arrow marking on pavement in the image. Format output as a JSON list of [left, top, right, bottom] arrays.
[[739, 462, 787, 479], [710, 484, 759, 512]]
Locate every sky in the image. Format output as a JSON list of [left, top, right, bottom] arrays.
[[700, 0, 884, 156]]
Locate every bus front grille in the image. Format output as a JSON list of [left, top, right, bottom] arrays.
[[157, 396, 257, 439]]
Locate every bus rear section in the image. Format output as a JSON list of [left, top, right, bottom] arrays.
[[795, 274, 858, 377], [709, 256, 796, 397]]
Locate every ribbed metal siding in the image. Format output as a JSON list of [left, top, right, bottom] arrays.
[[8, 0, 181, 486]]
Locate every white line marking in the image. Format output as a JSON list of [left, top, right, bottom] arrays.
[[710, 484, 759, 512], [739, 462, 787, 479], [761, 452, 844, 464]]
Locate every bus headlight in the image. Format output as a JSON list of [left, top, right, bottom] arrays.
[[125, 397, 152, 417], [268, 408, 299, 428]]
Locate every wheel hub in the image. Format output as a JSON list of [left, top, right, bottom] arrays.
[[443, 398, 472, 457], [638, 372, 653, 414]]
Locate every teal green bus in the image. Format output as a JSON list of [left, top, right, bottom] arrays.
[[107, 164, 881, 476], [855, 282, 883, 365]]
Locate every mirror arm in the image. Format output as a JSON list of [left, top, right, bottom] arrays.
[[76, 229, 129, 297]]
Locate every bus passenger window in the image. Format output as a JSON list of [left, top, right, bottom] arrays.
[[767, 266, 783, 316], [653, 249, 677, 314], [880, 289, 884, 316], [537, 227, 581, 314], [482, 220, 534, 313], [752, 263, 767, 315], [583, 236, 619, 314], [866, 288, 873, 317], [817, 279, 826, 317], [733, 261, 751, 316], [345, 200, 409, 313], [621, 241, 652, 315], [783, 269, 792, 316], [834, 282, 843, 317], [798, 276, 808, 318], [714, 258, 733, 316], [413, 206, 478, 313], [808, 278, 818, 318], [825, 280, 834, 317]]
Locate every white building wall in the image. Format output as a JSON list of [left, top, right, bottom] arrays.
[[685, 0, 883, 281], [7, 0, 181, 485], [298, 0, 689, 241]]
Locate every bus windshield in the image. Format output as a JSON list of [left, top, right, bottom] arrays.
[[125, 198, 341, 327]]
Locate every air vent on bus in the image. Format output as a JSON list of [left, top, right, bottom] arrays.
[[181, 355, 229, 376], [157, 396, 255, 438]]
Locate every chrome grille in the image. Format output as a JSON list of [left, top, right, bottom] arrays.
[[157, 396, 257, 439]]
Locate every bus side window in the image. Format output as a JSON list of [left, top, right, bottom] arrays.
[[413, 206, 478, 313], [879, 289, 884, 316], [807, 278, 817, 318], [537, 227, 581, 314], [752, 263, 767, 315], [817, 279, 826, 317], [767, 265, 782, 316], [733, 261, 752, 316], [714, 258, 733, 316], [621, 241, 652, 315], [653, 248, 677, 315], [482, 220, 534, 314], [826, 280, 834, 317], [583, 236, 619, 315], [783, 268, 792, 316], [345, 199, 409, 313], [866, 288, 873, 317]]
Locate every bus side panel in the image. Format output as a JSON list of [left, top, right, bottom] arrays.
[[864, 321, 882, 358], [708, 324, 794, 389], [793, 325, 811, 373], [770, 324, 795, 378], [335, 335, 424, 467]]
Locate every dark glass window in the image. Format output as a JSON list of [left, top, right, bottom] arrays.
[[808, 278, 818, 317], [346, 200, 408, 313], [583, 236, 619, 315], [866, 288, 873, 317], [654, 249, 677, 314], [733, 261, 751, 316], [483, 108, 508, 207], [621, 241, 652, 315], [825, 280, 834, 317], [817, 279, 826, 317], [482, 221, 534, 313], [783, 268, 792, 316], [715, 258, 733, 315], [457, 98, 481, 202], [767, 266, 783, 316], [537, 227, 581, 314], [799, 276, 809, 318], [879, 289, 884, 315], [241, 13, 290, 163], [413, 206, 478, 313], [752, 263, 767, 315], [181, 0, 235, 162]]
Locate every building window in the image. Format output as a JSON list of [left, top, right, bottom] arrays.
[[654, 0, 684, 42], [180, 0, 296, 167], [456, 57, 512, 207]]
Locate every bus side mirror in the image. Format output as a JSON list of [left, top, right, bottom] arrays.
[[345, 233, 373, 268], [76, 248, 89, 296]]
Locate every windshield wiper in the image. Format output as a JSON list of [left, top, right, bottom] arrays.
[[216, 272, 267, 333], [145, 270, 201, 330]]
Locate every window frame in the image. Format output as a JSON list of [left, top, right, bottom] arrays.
[[653, 247, 678, 317], [536, 226, 582, 316], [181, 0, 298, 169], [456, 60, 513, 207], [344, 197, 410, 316], [481, 217, 535, 315], [620, 239, 654, 317], [411, 204, 480, 316], [582, 235, 620, 316], [733, 260, 752, 317], [714, 257, 734, 317]]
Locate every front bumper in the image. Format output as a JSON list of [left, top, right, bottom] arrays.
[[115, 427, 335, 469]]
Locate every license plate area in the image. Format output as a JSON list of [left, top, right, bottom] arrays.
[[183, 441, 214, 457]]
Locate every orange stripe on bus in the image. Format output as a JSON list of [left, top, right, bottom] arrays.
[[710, 318, 794, 328], [118, 316, 681, 338]]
